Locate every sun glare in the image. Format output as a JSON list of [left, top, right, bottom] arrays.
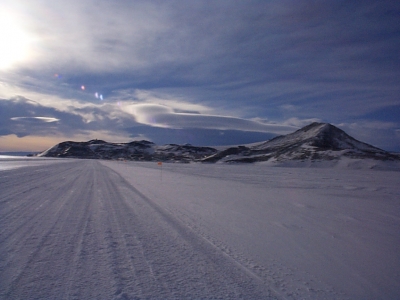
[[0, 12, 34, 70]]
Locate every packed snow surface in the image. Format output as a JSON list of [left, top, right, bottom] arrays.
[[0, 156, 70, 171], [1, 158, 399, 299]]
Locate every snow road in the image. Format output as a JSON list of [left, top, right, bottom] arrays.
[[0, 160, 273, 299], [1, 159, 399, 299]]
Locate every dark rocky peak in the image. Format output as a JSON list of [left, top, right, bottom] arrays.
[[252, 122, 383, 153], [128, 140, 154, 148], [201, 122, 396, 163], [157, 144, 217, 154], [86, 139, 108, 145]]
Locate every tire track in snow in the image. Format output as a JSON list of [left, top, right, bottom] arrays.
[[0, 163, 83, 250], [61, 171, 115, 300], [0, 162, 79, 201], [1, 160, 276, 299], [101, 162, 289, 298], [2, 163, 97, 299], [101, 163, 276, 299], [102, 160, 349, 300], [1, 168, 80, 298], [92, 166, 149, 299], [0, 163, 82, 225], [0, 163, 83, 243]]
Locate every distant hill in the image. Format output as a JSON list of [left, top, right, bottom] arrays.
[[201, 122, 399, 163], [38, 139, 217, 163], [38, 123, 399, 164]]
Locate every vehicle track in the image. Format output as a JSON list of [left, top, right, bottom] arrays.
[[0, 160, 275, 299]]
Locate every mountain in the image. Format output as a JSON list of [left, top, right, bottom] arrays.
[[38, 139, 217, 163], [38, 123, 399, 164], [201, 122, 399, 163]]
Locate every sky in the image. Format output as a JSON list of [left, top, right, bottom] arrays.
[[0, 0, 399, 152]]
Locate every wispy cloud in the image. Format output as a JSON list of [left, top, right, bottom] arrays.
[[338, 120, 400, 151], [0, 94, 299, 143], [11, 116, 59, 122], [124, 102, 297, 134], [0, 0, 399, 151]]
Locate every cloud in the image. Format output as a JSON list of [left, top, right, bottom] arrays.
[[0, 1, 399, 151], [280, 104, 297, 112], [0, 97, 80, 137], [11, 117, 59, 122], [2, 1, 399, 113], [124, 126, 277, 147], [122, 89, 211, 114], [4, 0, 192, 73], [337, 121, 400, 152], [123, 102, 298, 134], [0, 96, 128, 137], [282, 117, 321, 127], [9, 1, 396, 84], [0, 95, 299, 144]]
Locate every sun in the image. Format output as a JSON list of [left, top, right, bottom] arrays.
[[0, 12, 34, 70]]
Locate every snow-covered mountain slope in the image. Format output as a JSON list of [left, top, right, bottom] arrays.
[[38, 122, 399, 164], [201, 122, 399, 163], [38, 140, 217, 162]]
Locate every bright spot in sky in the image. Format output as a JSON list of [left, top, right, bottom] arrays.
[[81, 85, 85, 90], [95, 92, 103, 100], [0, 12, 35, 70]]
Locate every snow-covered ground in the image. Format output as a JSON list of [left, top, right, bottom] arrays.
[[1, 158, 399, 299], [0, 155, 70, 171]]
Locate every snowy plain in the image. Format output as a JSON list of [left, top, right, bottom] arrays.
[[1, 157, 399, 299], [0, 155, 70, 171]]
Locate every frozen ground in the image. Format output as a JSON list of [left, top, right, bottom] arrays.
[[0, 155, 70, 171], [0, 158, 399, 299]]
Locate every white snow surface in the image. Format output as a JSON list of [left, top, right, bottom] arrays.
[[0, 155, 70, 170], [1, 159, 399, 299]]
